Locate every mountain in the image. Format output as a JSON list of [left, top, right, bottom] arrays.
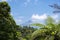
[[21, 19, 33, 26]]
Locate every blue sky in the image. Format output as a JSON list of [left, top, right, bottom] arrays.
[[0, 0, 60, 25]]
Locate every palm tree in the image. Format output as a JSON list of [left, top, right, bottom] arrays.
[[49, 4, 60, 13]]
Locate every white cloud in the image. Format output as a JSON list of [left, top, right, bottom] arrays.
[[31, 13, 58, 20], [31, 14, 47, 20], [31, 13, 59, 23], [31, 13, 47, 23], [51, 14, 58, 23], [15, 19, 22, 25], [1, 0, 7, 1], [51, 14, 58, 19], [15, 19, 22, 23], [1, 0, 13, 1], [14, 16, 24, 25]]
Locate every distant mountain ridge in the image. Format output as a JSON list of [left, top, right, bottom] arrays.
[[21, 19, 33, 26]]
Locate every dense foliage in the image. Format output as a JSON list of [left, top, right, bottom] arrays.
[[31, 16, 60, 40], [0, 2, 19, 40], [17, 26, 36, 40]]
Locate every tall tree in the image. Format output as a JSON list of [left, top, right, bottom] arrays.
[[0, 2, 18, 40]]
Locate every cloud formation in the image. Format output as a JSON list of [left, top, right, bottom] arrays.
[[51, 14, 58, 22], [1, 0, 13, 2], [1, 0, 7, 1], [31, 13, 59, 23], [51, 14, 58, 19], [31, 14, 47, 20], [31, 14, 47, 23], [14, 16, 24, 25]]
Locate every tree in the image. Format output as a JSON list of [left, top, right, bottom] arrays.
[[49, 4, 60, 13], [19, 26, 37, 40], [31, 16, 60, 40], [0, 2, 19, 40]]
